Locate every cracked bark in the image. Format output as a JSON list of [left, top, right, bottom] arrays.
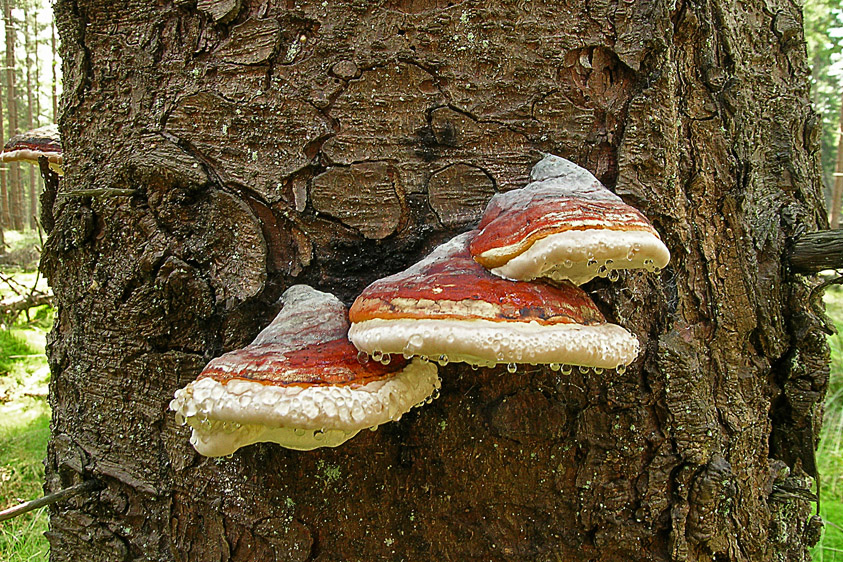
[[45, 0, 827, 560]]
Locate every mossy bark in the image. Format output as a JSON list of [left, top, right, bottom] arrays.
[[44, 0, 828, 560]]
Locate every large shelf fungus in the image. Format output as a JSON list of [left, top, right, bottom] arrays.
[[348, 232, 639, 370], [170, 285, 440, 456], [469, 154, 669, 285], [0, 124, 62, 175]]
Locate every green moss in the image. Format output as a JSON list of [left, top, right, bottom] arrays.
[[317, 460, 341, 483]]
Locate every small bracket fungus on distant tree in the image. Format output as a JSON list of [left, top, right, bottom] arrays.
[[170, 285, 440, 456], [0, 124, 63, 175]]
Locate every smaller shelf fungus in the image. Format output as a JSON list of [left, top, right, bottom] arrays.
[[469, 154, 669, 285], [0, 124, 62, 175], [348, 232, 639, 370], [170, 285, 440, 456]]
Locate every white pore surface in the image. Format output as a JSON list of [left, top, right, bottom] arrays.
[[490, 229, 671, 284], [349, 317, 639, 369], [169, 359, 440, 456], [0, 148, 63, 174]]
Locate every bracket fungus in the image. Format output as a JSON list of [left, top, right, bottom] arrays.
[[170, 285, 440, 456], [348, 232, 639, 370], [0, 124, 62, 175], [469, 154, 669, 285]]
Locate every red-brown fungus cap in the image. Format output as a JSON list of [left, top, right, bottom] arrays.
[[200, 338, 406, 388], [0, 124, 62, 174], [349, 232, 639, 368], [170, 285, 440, 456], [469, 154, 669, 284]]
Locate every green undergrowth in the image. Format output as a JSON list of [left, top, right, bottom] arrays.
[[816, 285, 843, 561], [0, 269, 52, 562]]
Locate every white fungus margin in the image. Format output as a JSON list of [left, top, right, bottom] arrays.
[[349, 318, 639, 369], [489, 229, 671, 284], [170, 358, 440, 456]]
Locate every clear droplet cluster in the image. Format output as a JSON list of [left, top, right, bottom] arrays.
[[492, 229, 670, 285]]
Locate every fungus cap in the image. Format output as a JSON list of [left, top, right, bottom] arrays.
[[0, 124, 62, 174], [170, 285, 440, 456], [349, 232, 639, 369], [469, 154, 669, 284]]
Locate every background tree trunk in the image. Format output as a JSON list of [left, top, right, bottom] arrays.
[[3, 0, 21, 231], [24, 9, 36, 230], [49, 18, 56, 122], [828, 92, 843, 228], [44, 1, 829, 561], [0, 25, 7, 244]]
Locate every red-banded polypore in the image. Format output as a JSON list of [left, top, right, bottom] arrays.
[[348, 232, 639, 370], [0, 124, 62, 175], [469, 154, 669, 285], [170, 285, 440, 456]]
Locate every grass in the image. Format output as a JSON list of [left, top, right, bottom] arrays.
[[0, 257, 52, 562], [816, 284, 843, 561]]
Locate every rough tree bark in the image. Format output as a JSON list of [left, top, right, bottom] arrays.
[[43, 1, 829, 561]]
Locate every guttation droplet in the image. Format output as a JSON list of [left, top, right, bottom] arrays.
[[608, 269, 620, 282], [357, 350, 370, 365], [561, 365, 572, 375], [617, 364, 627, 374], [507, 363, 517, 373], [549, 363, 561, 372], [438, 354, 449, 366], [372, 350, 384, 362]]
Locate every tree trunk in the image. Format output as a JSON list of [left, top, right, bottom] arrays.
[[44, 1, 830, 561], [830, 91, 843, 228], [50, 18, 56, 121], [3, 0, 21, 231], [0, 12, 7, 245], [24, 9, 35, 230], [32, 7, 43, 227]]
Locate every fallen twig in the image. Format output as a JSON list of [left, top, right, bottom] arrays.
[[0, 481, 98, 523]]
